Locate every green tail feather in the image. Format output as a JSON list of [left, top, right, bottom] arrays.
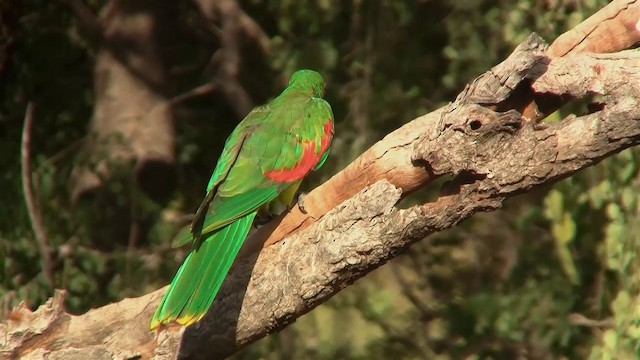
[[151, 211, 256, 328]]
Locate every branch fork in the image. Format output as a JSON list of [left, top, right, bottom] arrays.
[[4, 1, 640, 356]]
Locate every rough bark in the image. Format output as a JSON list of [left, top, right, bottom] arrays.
[[3, 2, 640, 359], [253, 0, 640, 250], [520, 0, 640, 120]]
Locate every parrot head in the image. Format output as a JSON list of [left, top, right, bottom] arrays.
[[288, 69, 326, 97]]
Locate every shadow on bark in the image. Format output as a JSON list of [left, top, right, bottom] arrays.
[[179, 223, 279, 359]]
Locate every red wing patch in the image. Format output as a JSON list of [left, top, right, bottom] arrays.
[[320, 119, 333, 153], [265, 118, 333, 182]]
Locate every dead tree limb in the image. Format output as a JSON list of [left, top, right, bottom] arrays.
[[193, 0, 265, 117], [20, 102, 55, 288], [3, 3, 640, 359]]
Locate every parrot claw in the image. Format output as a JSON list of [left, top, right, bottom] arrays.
[[296, 192, 308, 214], [255, 212, 277, 227], [532, 121, 548, 131]]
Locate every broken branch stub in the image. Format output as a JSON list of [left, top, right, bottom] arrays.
[[414, 33, 640, 203], [4, 22, 640, 360], [182, 33, 640, 357]]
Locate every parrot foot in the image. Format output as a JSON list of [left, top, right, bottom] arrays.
[[296, 192, 308, 214], [255, 212, 277, 227], [532, 122, 548, 131]]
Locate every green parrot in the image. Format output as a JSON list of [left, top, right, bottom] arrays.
[[151, 69, 334, 329]]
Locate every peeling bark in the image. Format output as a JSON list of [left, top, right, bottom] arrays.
[[3, 3, 640, 359], [547, 0, 640, 57], [519, 0, 640, 120], [256, 0, 640, 250]]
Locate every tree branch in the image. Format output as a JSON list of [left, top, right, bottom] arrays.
[[56, 0, 104, 42], [520, 0, 640, 120], [194, 0, 257, 116], [20, 102, 55, 289], [3, 5, 640, 360], [547, 0, 640, 57], [253, 0, 640, 250]]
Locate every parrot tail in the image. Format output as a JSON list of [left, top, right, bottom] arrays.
[[150, 212, 256, 329]]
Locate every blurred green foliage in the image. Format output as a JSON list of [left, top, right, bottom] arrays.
[[3, 0, 639, 358]]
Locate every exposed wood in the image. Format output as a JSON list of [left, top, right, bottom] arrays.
[[3, 3, 640, 359], [547, 0, 640, 57], [520, 0, 640, 120]]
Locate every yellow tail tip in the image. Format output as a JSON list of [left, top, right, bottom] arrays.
[[176, 313, 205, 327], [149, 315, 175, 330], [149, 314, 205, 330]]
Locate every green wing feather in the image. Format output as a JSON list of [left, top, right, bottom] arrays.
[[313, 145, 331, 171]]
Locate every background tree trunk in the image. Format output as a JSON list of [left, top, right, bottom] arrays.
[[70, 0, 177, 247]]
